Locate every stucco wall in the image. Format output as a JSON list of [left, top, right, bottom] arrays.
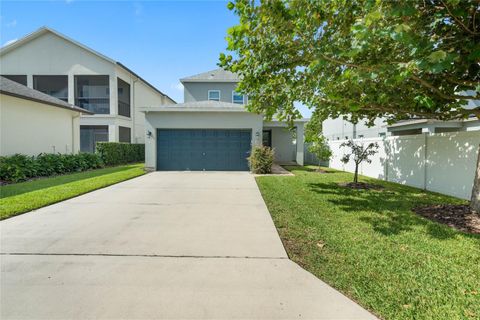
[[267, 127, 296, 163], [143, 111, 263, 169], [0, 94, 80, 156], [183, 82, 241, 103], [132, 80, 166, 143]]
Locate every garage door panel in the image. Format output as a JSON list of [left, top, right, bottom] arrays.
[[157, 129, 251, 171]]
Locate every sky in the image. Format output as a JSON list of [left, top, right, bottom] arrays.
[[0, 0, 311, 117]]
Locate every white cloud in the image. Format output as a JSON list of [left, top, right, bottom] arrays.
[[172, 82, 184, 91], [6, 19, 16, 27], [65, 0, 74, 4], [3, 38, 18, 47]]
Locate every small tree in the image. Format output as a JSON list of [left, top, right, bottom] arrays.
[[340, 140, 379, 184], [308, 136, 332, 169]]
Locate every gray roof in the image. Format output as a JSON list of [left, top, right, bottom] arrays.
[[0, 76, 92, 114], [140, 100, 249, 113], [180, 68, 240, 83]]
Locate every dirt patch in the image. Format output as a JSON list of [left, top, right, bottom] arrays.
[[338, 182, 385, 190], [413, 204, 480, 234]]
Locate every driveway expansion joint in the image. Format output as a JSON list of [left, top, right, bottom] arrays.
[[0, 252, 289, 260]]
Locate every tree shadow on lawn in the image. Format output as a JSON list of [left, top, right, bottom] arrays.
[[0, 165, 137, 199], [307, 182, 478, 241]]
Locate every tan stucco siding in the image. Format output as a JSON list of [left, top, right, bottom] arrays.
[[143, 111, 263, 169], [0, 94, 81, 156]]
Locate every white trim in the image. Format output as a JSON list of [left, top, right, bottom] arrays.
[[208, 90, 221, 101], [232, 90, 245, 104]]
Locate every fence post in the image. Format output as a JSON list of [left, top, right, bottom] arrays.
[[423, 133, 428, 191], [384, 137, 388, 181]]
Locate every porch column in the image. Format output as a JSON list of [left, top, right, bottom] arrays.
[[296, 123, 304, 165]]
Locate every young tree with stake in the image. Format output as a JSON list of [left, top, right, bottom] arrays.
[[340, 140, 379, 184]]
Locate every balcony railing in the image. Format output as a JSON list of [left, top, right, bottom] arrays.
[[75, 98, 110, 114]]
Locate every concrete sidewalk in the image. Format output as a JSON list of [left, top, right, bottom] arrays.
[[1, 172, 377, 319]]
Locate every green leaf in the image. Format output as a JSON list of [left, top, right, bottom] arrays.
[[227, 1, 235, 10], [427, 50, 447, 63]]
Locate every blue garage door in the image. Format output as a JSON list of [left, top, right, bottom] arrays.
[[156, 129, 251, 171]]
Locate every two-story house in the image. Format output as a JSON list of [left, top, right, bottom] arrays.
[[142, 68, 307, 171], [0, 27, 175, 152]]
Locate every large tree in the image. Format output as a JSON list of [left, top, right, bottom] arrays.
[[220, 0, 480, 210]]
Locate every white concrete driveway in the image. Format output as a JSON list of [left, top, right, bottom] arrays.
[[1, 172, 377, 319]]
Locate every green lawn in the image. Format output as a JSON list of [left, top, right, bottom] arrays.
[[0, 163, 145, 220], [256, 166, 480, 320]]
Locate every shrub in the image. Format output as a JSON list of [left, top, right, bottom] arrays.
[[0, 154, 36, 182], [0, 152, 104, 183], [248, 146, 274, 174], [96, 142, 145, 166]]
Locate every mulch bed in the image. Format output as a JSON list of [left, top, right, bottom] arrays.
[[338, 182, 385, 190], [413, 204, 480, 234]]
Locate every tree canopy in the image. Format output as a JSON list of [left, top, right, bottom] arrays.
[[220, 0, 480, 124]]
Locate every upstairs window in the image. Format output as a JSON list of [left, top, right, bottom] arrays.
[[208, 90, 220, 101], [117, 78, 131, 117], [232, 91, 245, 104], [33, 75, 68, 102], [2, 75, 27, 86], [75, 75, 110, 114]]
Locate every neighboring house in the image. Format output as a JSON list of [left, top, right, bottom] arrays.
[[142, 68, 307, 171], [0, 76, 91, 156], [323, 116, 479, 140], [387, 117, 480, 136], [322, 117, 389, 140], [0, 27, 175, 153]]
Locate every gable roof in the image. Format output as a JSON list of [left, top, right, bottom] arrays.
[[0, 26, 176, 103], [180, 68, 240, 83], [0, 76, 92, 114]]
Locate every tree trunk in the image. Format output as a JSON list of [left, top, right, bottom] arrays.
[[354, 163, 359, 183], [470, 144, 480, 213]]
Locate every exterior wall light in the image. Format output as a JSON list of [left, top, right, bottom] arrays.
[[147, 130, 153, 139]]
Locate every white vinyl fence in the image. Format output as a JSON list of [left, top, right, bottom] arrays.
[[326, 131, 480, 200]]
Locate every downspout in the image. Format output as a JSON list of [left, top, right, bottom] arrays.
[[72, 113, 81, 154], [132, 77, 139, 143]]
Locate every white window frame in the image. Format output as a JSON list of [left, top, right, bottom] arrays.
[[232, 90, 245, 104], [208, 90, 221, 101]]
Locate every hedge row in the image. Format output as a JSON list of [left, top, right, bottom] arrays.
[[0, 153, 103, 183], [96, 142, 145, 166], [0, 143, 145, 183]]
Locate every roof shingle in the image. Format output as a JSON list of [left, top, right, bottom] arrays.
[[180, 68, 239, 83]]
